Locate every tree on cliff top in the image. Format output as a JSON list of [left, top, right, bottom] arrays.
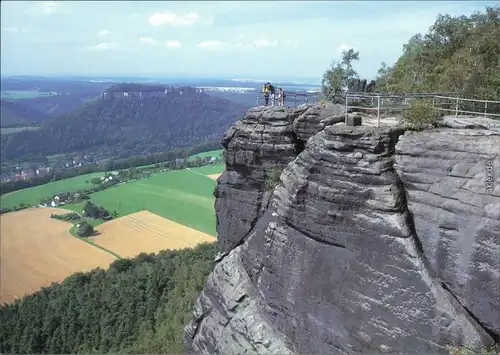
[[321, 48, 360, 103], [376, 6, 500, 100]]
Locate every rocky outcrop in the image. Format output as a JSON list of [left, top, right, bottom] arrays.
[[185, 106, 499, 354], [215, 103, 345, 253]]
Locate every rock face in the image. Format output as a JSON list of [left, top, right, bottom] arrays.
[[215, 103, 345, 253], [395, 128, 500, 336], [185, 106, 500, 354]]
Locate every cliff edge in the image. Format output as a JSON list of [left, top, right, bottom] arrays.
[[185, 104, 500, 354]]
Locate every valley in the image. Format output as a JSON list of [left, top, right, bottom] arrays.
[[0, 161, 223, 304], [0, 3, 498, 355]]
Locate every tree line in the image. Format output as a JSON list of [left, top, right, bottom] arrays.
[[0, 243, 217, 354], [322, 6, 500, 104], [0, 140, 221, 195]]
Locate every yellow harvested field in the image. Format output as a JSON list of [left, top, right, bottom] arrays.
[[0, 208, 116, 305], [208, 173, 221, 180], [91, 210, 216, 259]]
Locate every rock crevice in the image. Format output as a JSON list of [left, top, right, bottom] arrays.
[[185, 106, 499, 354]]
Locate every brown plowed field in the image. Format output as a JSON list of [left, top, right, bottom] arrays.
[[0, 208, 116, 304], [91, 210, 216, 259]]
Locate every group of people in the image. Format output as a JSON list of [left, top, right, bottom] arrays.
[[262, 82, 286, 107]]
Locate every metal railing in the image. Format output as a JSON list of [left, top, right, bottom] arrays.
[[345, 92, 500, 127], [432, 95, 500, 118], [256, 90, 324, 108]]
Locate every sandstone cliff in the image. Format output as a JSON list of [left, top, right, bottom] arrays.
[[185, 104, 500, 354]]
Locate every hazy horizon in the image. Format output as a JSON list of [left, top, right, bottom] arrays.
[[2, 1, 497, 80]]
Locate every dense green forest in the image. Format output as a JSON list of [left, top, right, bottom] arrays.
[[0, 99, 50, 127], [376, 6, 500, 99], [1, 88, 245, 161], [0, 243, 217, 354], [15, 94, 98, 119]]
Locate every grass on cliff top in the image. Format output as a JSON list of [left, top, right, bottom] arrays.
[[64, 168, 219, 236], [1, 172, 105, 210]]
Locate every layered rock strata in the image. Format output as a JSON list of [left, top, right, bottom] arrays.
[[185, 105, 499, 354]]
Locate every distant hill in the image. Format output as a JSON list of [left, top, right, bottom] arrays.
[[0, 100, 50, 128], [1, 87, 246, 161], [18, 94, 98, 117]]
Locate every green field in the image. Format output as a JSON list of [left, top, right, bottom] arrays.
[[1, 126, 40, 135], [1, 90, 57, 99], [2, 162, 226, 235], [64, 168, 223, 236], [187, 149, 223, 161], [135, 149, 224, 170], [189, 164, 225, 175], [0, 172, 106, 209]]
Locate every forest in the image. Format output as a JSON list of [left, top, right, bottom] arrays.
[[0, 243, 217, 354], [376, 6, 500, 99], [0, 99, 51, 127], [322, 6, 499, 106], [1, 88, 245, 161]]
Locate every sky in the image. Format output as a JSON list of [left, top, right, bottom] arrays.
[[0, 1, 496, 82]]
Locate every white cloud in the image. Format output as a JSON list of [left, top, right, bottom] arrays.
[[285, 39, 298, 46], [196, 40, 225, 51], [98, 29, 111, 38], [233, 38, 280, 51], [165, 40, 182, 48], [85, 42, 121, 51], [140, 36, 157, 45], [148, 11, 201, 27], [234, 43, 253, 50], [252, 39, 278, 48]]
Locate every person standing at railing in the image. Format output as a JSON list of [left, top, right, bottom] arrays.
[[277, 88, 286, 107], [268, 82, 276, 106], [263, 83, 270, 106]]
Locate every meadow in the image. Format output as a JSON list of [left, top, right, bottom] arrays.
[[189, 163, 225, 175], [0, 156, 225, 304], [136, 149, 223, 170], [0, 171, 105, 209], [64, 167, 224, 236]]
